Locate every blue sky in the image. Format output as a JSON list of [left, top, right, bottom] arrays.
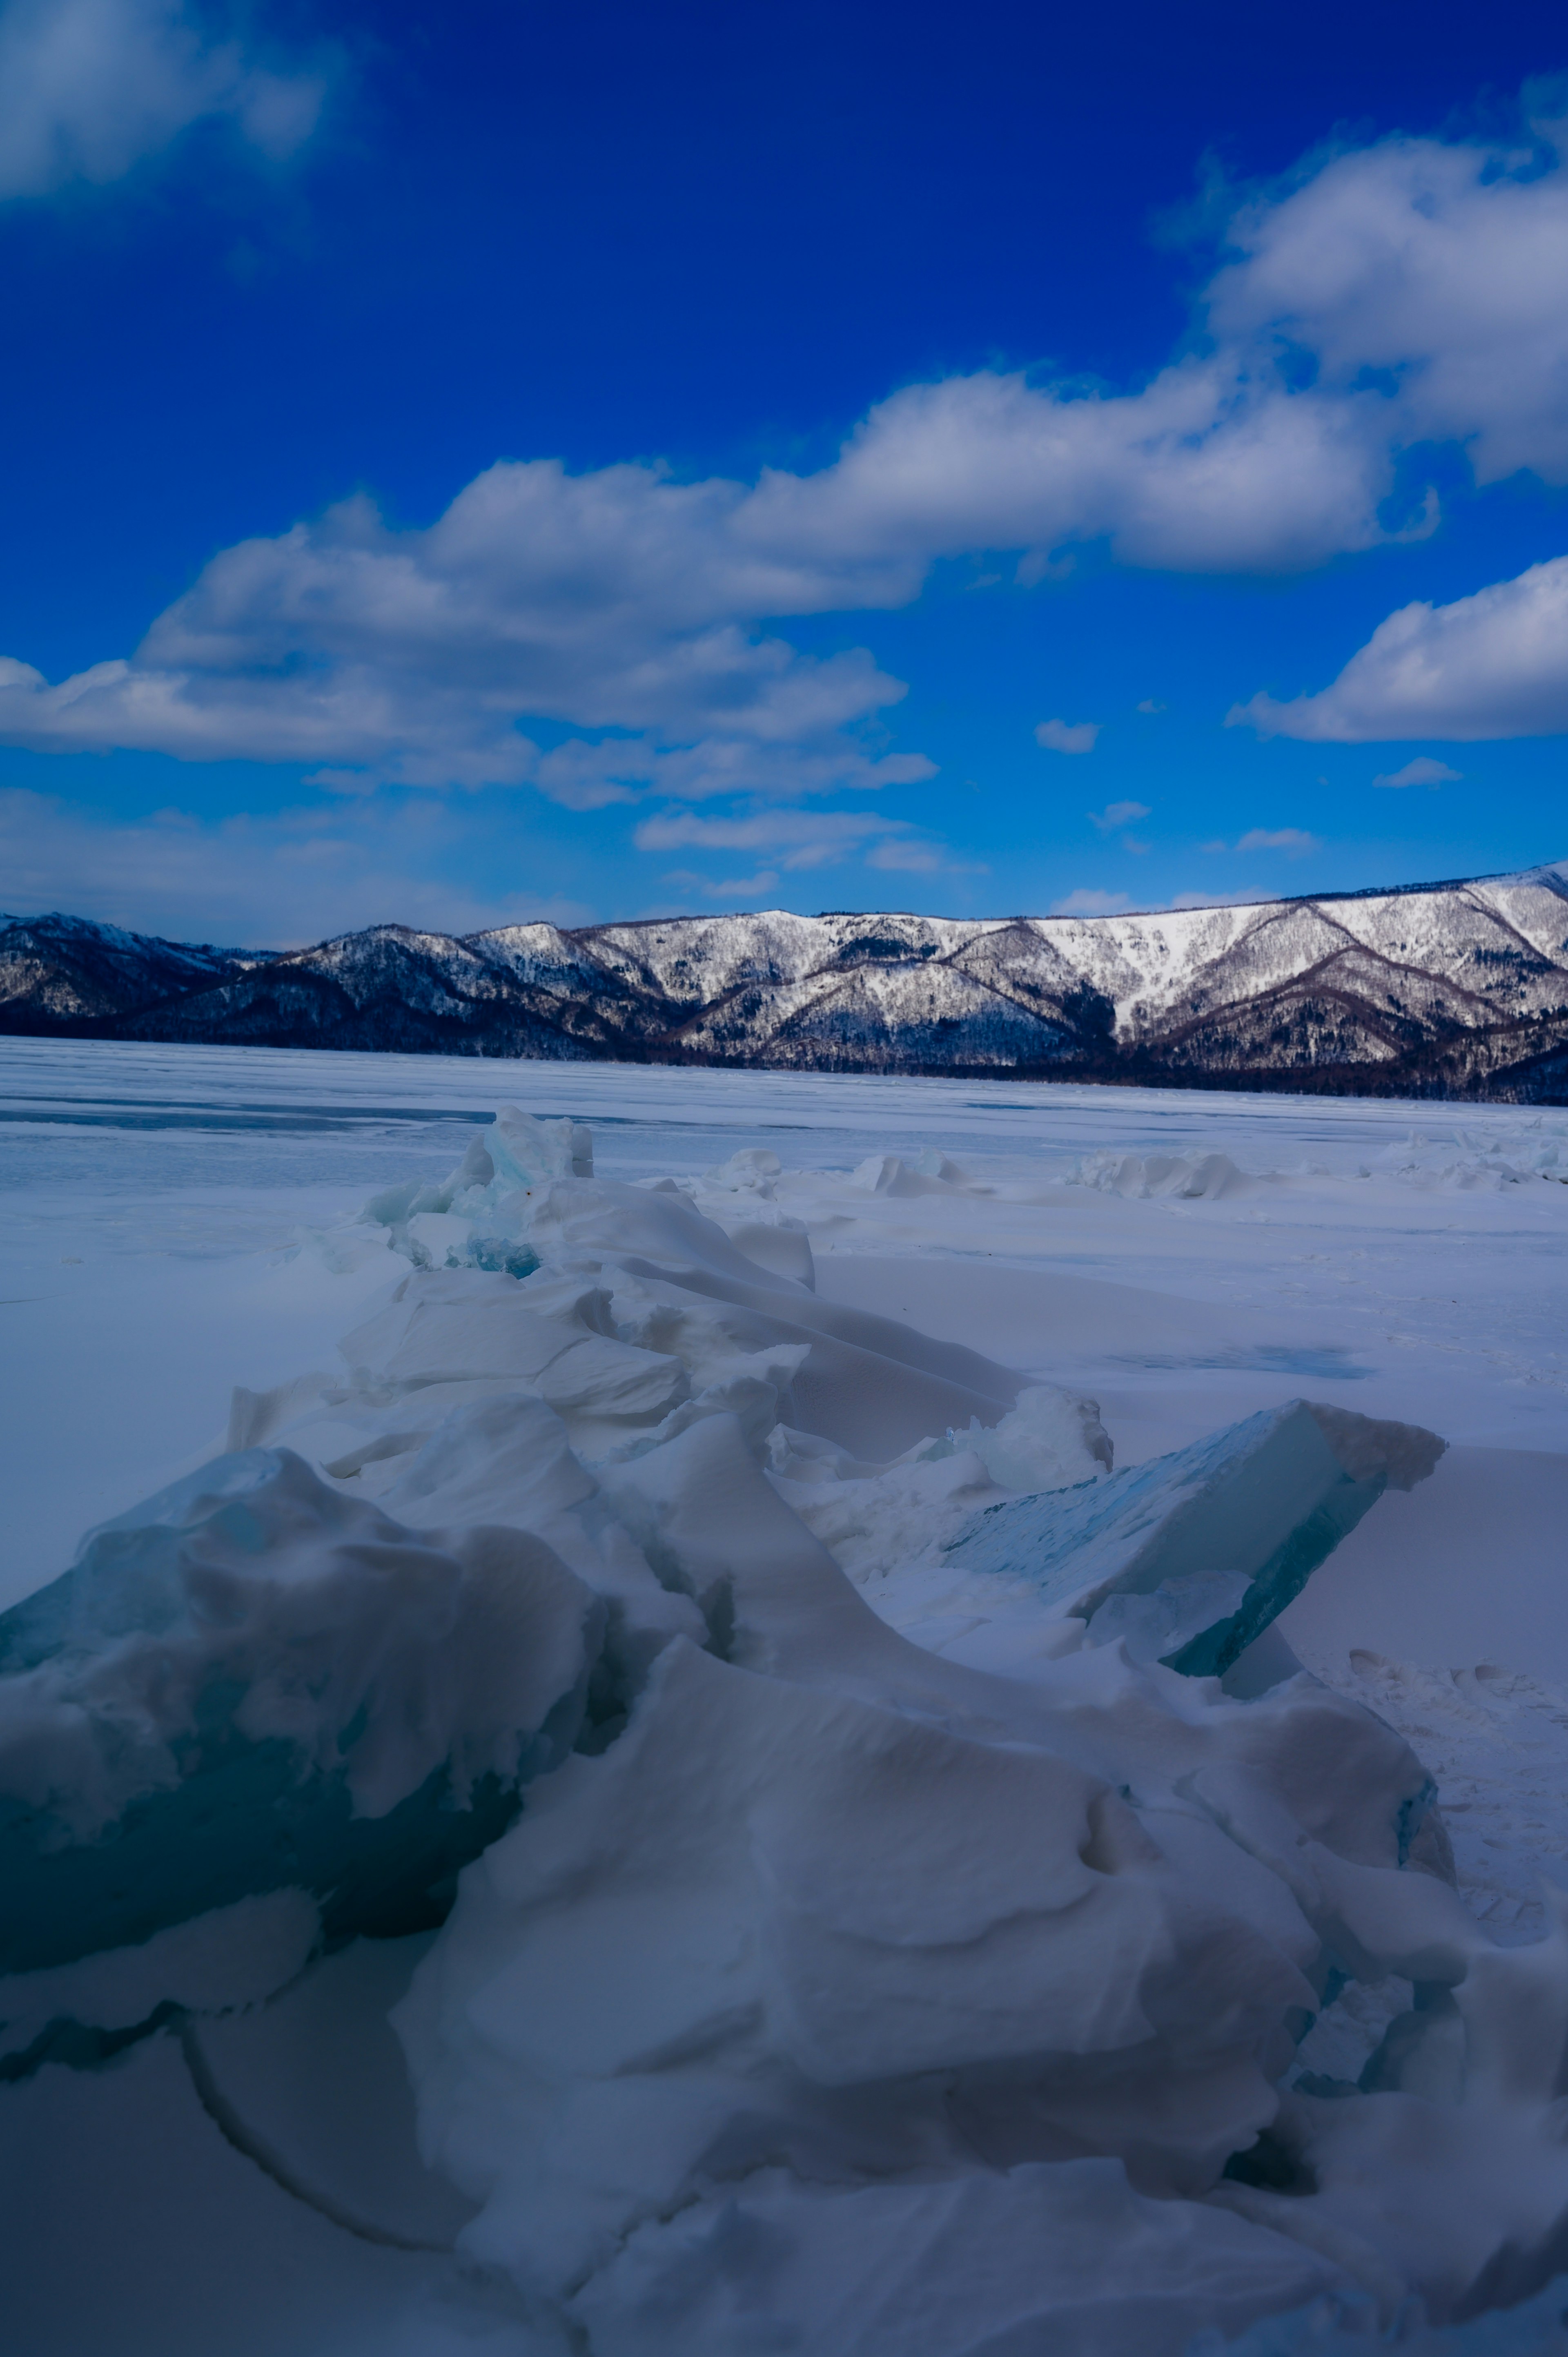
[[1, 0, 1566, 946]]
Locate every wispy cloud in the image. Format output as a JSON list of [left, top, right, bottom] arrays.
[[0, 783, 591, 948], [1234, 827, 1320, 854], [635, 804, 976, 883], [635, 806, 906, 872], [1089, 800, 1150, 831], [662, 867, 780, 901], [868, 837, 987, 875], [1373, 757, 1462, 787], [1052, 887, 1133, 915], [0, 0, 331, 199]]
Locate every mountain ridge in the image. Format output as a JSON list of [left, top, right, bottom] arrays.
[[4, 863, 1567, 1101]]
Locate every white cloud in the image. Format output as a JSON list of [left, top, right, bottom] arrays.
[[1232, 556, 1568, 742], [7, 90, 1568, 805], [1052, 888, 1133, 916], [1036, 718, 1100, 755], [0, 474, 930, 807], [0, 0, 328, 198], [0, 784, 592, 946], [1206, 97, 1568, 489], [1136, 698, 1166, 714], [1089, 799, 1150, 830], [1373, 756, 1462, 787]]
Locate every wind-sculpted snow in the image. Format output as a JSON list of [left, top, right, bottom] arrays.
[[7, 859, 1568, 1097], [9, 1104, 1568, 2353]]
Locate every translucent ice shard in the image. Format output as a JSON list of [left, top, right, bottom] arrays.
[[0, 1448, 605, 1975], [944, 1400, 1445, 1677]]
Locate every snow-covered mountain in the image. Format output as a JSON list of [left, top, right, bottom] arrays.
[[5, 865, 1568, 1099]]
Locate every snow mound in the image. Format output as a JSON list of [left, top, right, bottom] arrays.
[[1073, 1149, 1258, 1200], [849, 1149, 993, 1196]]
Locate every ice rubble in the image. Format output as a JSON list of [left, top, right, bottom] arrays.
[[7, 1105, 1568, 2352]]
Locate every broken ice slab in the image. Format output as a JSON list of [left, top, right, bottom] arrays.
[[0, 1448, 605, 1977], [944, 1401, 1445, 1678]]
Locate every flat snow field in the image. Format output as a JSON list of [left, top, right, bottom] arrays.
[[3, 1036, 1568, 2356]]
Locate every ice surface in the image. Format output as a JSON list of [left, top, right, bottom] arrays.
[[4, 1053, 1568, 2355]]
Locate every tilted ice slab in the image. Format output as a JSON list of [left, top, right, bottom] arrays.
[[8, 1106, 1568, 2353], [947, 1399, 1446, 1677]]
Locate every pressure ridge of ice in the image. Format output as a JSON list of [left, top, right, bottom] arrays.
[[7, 1104, 1568, 2354]]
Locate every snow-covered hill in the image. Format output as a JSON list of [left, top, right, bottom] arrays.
[[0, 912, 267, 1030], [4, 865, 1568, 1099]]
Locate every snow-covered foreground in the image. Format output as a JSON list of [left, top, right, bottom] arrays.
[[3, 1039, 1568, 2355]]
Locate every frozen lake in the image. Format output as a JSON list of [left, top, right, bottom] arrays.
[[7, 1036, 1568, 2356]]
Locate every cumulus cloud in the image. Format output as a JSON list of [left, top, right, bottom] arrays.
[[1373, 757, 1462, 787], [1089, 799, 1150, 830], [1232, 557, 1568, 743], [0, 0, 328, 198], [1036, 718, 1100, 755], [0, 473, 930, 807], [7, 89, 1568, 803], [1206, 95, 1568, 489]]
